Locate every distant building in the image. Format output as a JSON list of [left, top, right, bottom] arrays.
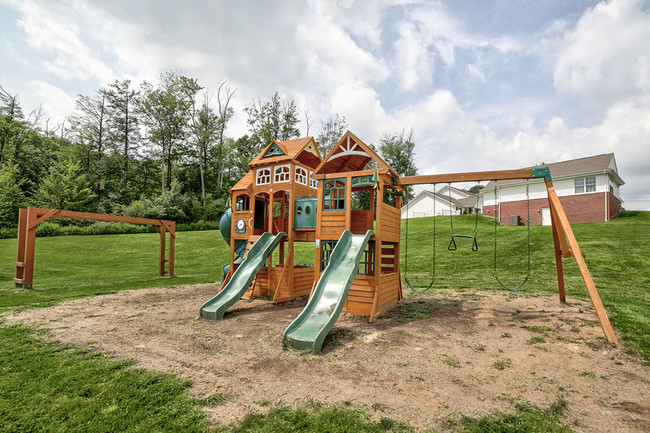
[[480, 153, 624, 225], [401, 185, 478, 219]]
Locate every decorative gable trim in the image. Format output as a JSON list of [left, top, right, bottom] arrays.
[[263, 142, 286, 158]]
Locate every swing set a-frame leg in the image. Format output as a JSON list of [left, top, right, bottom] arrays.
[[545, 181, 618, 344]]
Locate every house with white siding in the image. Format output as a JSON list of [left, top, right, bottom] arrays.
[[480, 153, 624, 225], [401, 185, 478, 219]]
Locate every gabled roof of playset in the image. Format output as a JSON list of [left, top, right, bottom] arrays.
[[231, 170, 254, 191], [314, 131, 400, 179], [248, 136, 321, 169]]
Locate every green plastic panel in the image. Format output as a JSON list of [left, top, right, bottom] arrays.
[[294, 196, 317, 228]]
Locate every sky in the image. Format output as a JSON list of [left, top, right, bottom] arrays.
[[1, 0, 649, 210]]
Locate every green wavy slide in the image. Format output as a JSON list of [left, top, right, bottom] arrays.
[[200, 231, 286, 320], [282, 230, 374, 354]]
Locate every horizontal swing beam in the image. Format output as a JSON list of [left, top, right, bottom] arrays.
[[397, 168, 547, 186]]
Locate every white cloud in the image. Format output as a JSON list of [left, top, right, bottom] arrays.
[[29, 80, 76, 127], [553, 0, 650, 102], [14, 0, 113, 83], [394, 21, 434, 90]]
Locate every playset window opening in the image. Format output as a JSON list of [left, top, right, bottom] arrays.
[[295, 166, 308, 185], [235, 195, 250, 211], [256, 167, 271, 185], [320, 240, 374, 276], [323, 178, 346, 211], [357, 241, 375, 275], [309, 171, 318, 189], [274, 164, 291, 183]]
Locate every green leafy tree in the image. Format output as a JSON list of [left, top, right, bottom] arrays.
[[244, 90, 300, 151], [70, 91, 108, 201], [33, 159, 96, 212], [105, 79, 140, 195], [188, 92, 219, 206], [316, 114, 348, 156], [137, 70, 202, 192], [0, 164, 27, 227], [215, 81, 235, 192], [378, 128, 418, 200]]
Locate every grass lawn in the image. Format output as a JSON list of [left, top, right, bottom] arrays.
[[1, 211, 648, 432]]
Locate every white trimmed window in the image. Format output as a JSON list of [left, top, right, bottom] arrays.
[[274, 164, 291, 183], [256, 167, 271, 185], [309, 171, 318, 189], [295, 166, 308, 185], [574, 176, 596, 193]]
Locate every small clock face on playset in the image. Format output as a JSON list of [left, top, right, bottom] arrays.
[[236, 219, 246, 233]]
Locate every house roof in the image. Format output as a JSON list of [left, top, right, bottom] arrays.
[[404, 189, 478, 211], [483, 153, 623, 190], [248, 136, 321, 169], [314, 130, 400, 179]]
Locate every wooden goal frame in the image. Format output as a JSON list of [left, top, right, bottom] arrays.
[[14, 207, 175, 289]]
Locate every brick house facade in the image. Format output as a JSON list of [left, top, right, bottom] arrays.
[[480, 153, 624, 226]]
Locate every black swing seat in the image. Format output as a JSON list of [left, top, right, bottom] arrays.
[[448, 235, 479, 251]]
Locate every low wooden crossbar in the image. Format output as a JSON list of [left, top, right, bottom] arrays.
[[398, 169, 618, 344], [14, 207, 175, 289]]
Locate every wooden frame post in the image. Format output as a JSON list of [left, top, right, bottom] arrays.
[[545, 182, 618, 344], [14, 208, 176, 289]]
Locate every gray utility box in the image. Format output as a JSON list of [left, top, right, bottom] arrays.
[[510, 215, 521, 226], [294, 196, 317, 229]]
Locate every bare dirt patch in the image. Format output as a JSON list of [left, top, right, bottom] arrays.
[[4, 284, 649, 432]]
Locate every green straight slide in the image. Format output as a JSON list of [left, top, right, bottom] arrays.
[[200, 232, 286, 320], [282, 230, 374, 354]]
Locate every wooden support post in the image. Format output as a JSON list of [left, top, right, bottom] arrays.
[[273, 249, 292, 302], [370, 182, 383, 322], [159, 224, 167, 276], [395, 188, 403, 301], [548, 198, 566, 302], [19, 207, 38, 289], [266, 193, 274, 296], [345, 173, 352, 230], [168, 221, 175, 277], [288, 191, 296, 297], [546, 181, 618, 344], [14, 208, 28, 288]]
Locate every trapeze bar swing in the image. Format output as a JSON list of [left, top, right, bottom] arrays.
[[447, 182, 481, 251]]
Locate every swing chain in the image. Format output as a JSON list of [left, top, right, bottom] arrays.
[[403, 184, 436, 293], [493, 180, 531, 290]]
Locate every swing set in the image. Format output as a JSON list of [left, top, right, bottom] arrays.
[[398, 167, 618, 345]]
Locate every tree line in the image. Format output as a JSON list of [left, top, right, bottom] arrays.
[[0, 71, 417, 230]]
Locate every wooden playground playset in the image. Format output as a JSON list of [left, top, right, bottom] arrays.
[[12, 130, 617, 353], [197, 131, 618, 353]]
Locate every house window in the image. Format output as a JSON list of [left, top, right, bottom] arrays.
[[323, 178, 346, 211], [295, 166, 308, 186], [256, 167, 271, 185], [585, 176, 596, 192], [309, 171, 318, 189], [575, 176, 596, 194], [274, 164, 290, 183]]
